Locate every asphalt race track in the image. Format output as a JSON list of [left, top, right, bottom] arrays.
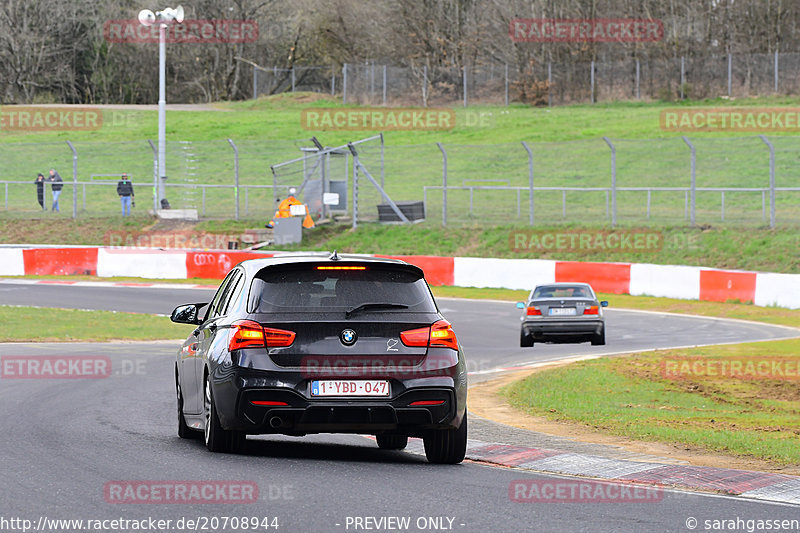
[[1, 282, 799, 532]]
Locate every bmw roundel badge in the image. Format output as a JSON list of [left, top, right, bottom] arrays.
[[340, 329, 357, 346]]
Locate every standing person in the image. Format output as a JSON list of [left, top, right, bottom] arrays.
[[117, 173, 134, 216], [48, 169, 63, 212], [34, 173, 46, 210]]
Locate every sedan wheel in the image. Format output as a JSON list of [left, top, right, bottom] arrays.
[[204, 378, 244, 453], [176, 375, 197, 440], [423, 412, 467, 464]]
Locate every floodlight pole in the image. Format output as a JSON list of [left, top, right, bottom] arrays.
[[158, 23, 167, 207]]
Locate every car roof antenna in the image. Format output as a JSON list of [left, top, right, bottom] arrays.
[[329, 250, 341, 261]]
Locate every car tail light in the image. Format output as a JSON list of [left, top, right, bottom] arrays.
[[409, 400, 445, 406], [263, 327, 296, 347], [583, 305, 599, 315], [400, 320, 458, 351], [526, 306, 542, 315], [400, 326, 430, 347], [250, 400, 289, 406], [229, 320, 295, 351], [429, 320, 458, 350]]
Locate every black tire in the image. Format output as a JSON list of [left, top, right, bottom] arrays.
[[520, 330, 533, 347], [376, 434, 409, 450], [204, 378, 245, 453], [591, 328, 606, 346], [176, 372, 198, 440], [424, 412, 468, 464]]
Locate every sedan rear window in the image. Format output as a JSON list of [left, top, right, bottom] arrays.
[[249, 265, 437, 313], [533, 285, 592, 299]]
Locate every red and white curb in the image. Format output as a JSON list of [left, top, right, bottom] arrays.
[[400, 437, 800, 505]]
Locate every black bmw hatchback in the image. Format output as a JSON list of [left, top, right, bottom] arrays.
[[170, 252, 468, 463]]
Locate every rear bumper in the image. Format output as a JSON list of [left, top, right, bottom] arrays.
[[522, 319, 604, 338], [208, 350, 468, 435], [238, 387, 458, 435]]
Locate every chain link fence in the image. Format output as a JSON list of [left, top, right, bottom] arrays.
[[2, 136, 799, 226], [253, 52, 800, 106]]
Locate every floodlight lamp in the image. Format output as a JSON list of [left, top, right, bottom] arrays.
[[138, 9, 156, 26]]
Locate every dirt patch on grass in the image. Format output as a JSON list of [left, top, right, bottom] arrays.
[[469, 364, 800, 476]]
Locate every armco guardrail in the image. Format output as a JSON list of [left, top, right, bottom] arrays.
[[1, 247, 798, 310]]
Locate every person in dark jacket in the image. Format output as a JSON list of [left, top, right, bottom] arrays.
[[117, 173, 134, 216], [35, 173, 46, 210], [48, 169, 63, 212]]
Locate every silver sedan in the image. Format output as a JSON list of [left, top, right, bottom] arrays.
[[517, 282, 607, 347]]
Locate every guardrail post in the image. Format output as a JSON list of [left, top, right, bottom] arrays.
[[436, 142, 447, 226], [602, 137, 616, 227], [521, 141, 534, 225], [66, 141, 78, 218], [682, 136, 696, 227], [759, 135, 776, 228], [228, 139, 239, 220]]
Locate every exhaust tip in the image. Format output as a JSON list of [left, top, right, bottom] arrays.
[[269, 416, 283, 429]]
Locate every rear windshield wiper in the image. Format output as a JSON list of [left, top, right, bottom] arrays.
[[345, 302, 409, 319]]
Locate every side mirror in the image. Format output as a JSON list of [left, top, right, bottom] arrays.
[[516, 301, 526, 309], [170, 303, 207, 325], [600, 301, 609, 307]]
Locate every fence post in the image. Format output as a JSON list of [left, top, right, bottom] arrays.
[[252, 67, 257, 99], [759, 135, 776, 228], [774, 50, 779, 93], [4, 183, 7, 210], [352, 150, 358, 229], [680, 56, 685, 99], [504, 63, 509, 106], [727, 53, 732, 97], [602, 137, 616, 227], [462, 66, 467, 107], [342, 63, 348, 104], [66, 141, 77, 218], [382, 65, 387, 105], [721, 191, 725, 221], [436, 142, 447, 226], [547, 62, 552, 107], [379, 132, 385, 189], [591, 60, 595, 103], [148, 140, 158, 213], [521, 141, 534, 225], [635, 58, 640, 99], [423, 65, 428, 107], [682, 136, 696, 227], [291, 68, 295, 92], [331, 65, 336, 96], [228, 139, 239, 220]]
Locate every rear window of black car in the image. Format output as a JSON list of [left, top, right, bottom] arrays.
[[248, 264, 437, 313]]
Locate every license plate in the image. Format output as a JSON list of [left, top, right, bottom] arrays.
[[549, 307, 576, 316], [311, 380, 390, 397]]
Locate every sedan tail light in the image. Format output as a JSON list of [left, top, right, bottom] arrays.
[[583, 305, 600, 315], [229, 320, 295, 351], [526, 306, 542, 316], [400, 320, 458, 351]]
